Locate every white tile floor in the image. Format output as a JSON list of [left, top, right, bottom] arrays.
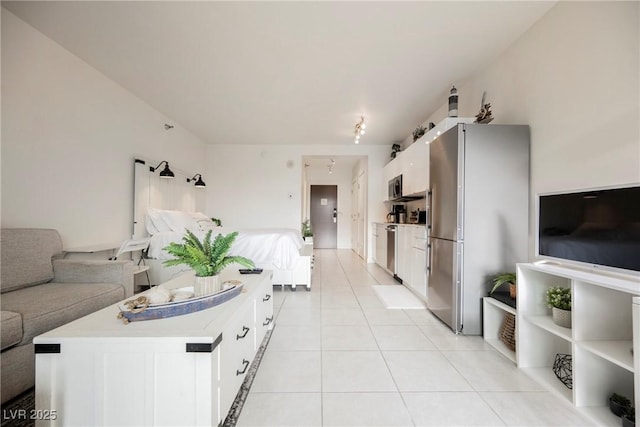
[[237, 249, 593, 427]]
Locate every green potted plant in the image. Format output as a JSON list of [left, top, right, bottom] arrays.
[[163, 229, 254, 297], [610, 393, 632, 417], [546, 286, 572, 328], [489, 272, 517, 299], [301, 219, 313, 241]]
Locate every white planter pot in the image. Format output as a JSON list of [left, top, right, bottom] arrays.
[[194, 275, 221, 297], [552, 307, 572, 328]]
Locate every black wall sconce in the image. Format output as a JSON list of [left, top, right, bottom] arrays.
[[187, 173, 206, 188], [150, 160, 175, 179]]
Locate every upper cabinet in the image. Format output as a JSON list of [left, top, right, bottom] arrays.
[[383, 117, 475, 200], [401, 141, 428, 196]]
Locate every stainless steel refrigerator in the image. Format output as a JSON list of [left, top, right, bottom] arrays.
[[427, 124, 530, 335]]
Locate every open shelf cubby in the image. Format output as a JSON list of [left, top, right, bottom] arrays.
[[516, 262, 639, 427]]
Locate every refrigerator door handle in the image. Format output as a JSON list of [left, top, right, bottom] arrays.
[[427, 190, 432, 230], [426, 241, 432, 274]]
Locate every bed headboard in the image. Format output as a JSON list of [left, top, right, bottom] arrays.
[[132, 159, 206, 238]]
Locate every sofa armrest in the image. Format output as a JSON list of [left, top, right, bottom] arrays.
[[52, 259, 134, 298]]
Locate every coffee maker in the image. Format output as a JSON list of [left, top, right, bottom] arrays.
[[387, 204, 406, 223]]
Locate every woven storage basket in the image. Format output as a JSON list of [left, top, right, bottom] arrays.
[[499, 312, 516, 351]]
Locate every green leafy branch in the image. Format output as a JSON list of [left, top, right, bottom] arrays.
[[163, 229, 254, 277]]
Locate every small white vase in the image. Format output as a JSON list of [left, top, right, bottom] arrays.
[[552, 307, 572, 328], [194, 275, 221, 297]]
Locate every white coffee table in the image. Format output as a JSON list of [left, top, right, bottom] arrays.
[[34, 270, 274, 426]]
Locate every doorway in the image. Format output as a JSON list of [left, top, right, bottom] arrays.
[[310, 185, 337, 249]]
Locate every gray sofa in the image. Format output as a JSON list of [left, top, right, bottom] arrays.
[[0, 228, 133, 404]]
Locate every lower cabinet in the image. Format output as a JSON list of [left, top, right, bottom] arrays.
[[408, 226, 427, 298], [374, 223, 387, 270], [396, 225, 411, 284]]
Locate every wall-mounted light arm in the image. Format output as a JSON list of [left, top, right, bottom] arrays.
[[187, 173, 206, 188], [149, 160, 175, 179]]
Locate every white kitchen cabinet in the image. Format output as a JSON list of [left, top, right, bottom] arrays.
[[396, 225, 412, 284], [34, 271, 274, 427], [409, 226, 427, 298], [516, 262, 639, 427], [374, 223, 387, 270], [401, 141, 428, 196]]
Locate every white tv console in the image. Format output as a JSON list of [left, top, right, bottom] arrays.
[[516, 262, 639, 426]]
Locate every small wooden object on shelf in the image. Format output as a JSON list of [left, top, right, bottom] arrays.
[[499, 312, 516, 351]]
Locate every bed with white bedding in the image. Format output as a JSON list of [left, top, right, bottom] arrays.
[[143, 209, 311, 289]]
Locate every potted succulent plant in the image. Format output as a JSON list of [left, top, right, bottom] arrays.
[[489, 272, 517, 299], [610, 393, 632, 417], [163, 229, 254, 297], [546, 286, 572, 328]]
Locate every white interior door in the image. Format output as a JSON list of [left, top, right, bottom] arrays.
[[356, 171, 366, 258]]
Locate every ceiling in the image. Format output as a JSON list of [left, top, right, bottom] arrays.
[[3, 1, 556, 146]]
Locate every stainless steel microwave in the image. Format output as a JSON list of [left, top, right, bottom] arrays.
[[388, 175, 402, 200]]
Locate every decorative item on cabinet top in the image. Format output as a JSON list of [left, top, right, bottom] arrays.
[[391, 143, 402, 159], [475, 91, 494, 124], [163, 229, 255, 296], [412, 126, 426, 142], [117, 281, 244, 323]]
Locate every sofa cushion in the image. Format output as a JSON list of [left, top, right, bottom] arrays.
[[0, 282, 124, 345], [1, 229, 63, 293], [0, 311, 23, 351]]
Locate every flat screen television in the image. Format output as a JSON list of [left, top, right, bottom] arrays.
[[537, 185, 640, 276]]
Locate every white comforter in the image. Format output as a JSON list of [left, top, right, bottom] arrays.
[[148, 228, 304, 270]]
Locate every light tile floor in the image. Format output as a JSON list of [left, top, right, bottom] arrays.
[[237, 249, 593, 427]]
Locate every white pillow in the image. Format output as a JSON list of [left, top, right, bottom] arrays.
[[147, 208, 173, 233], [160, 210, 199, 233], [145, 216, 160, 235]]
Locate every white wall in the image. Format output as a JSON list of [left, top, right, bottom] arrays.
[[420, 1, 640, 259], [205, 144, 388, 261], [1, 10, 208, 247]]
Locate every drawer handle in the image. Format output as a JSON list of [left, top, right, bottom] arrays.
[[263, 316, 273, 326], [236, 326, 250, 340], [263, 294, 272, 302], [236, 359, 250, 376]]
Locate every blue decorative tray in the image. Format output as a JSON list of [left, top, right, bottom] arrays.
[[117, 282, 243, 324]]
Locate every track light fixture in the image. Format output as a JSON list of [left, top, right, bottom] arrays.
[[187, 173, 206, 188], [354, 116, 366, 144], [150, 160, 175, 179]]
